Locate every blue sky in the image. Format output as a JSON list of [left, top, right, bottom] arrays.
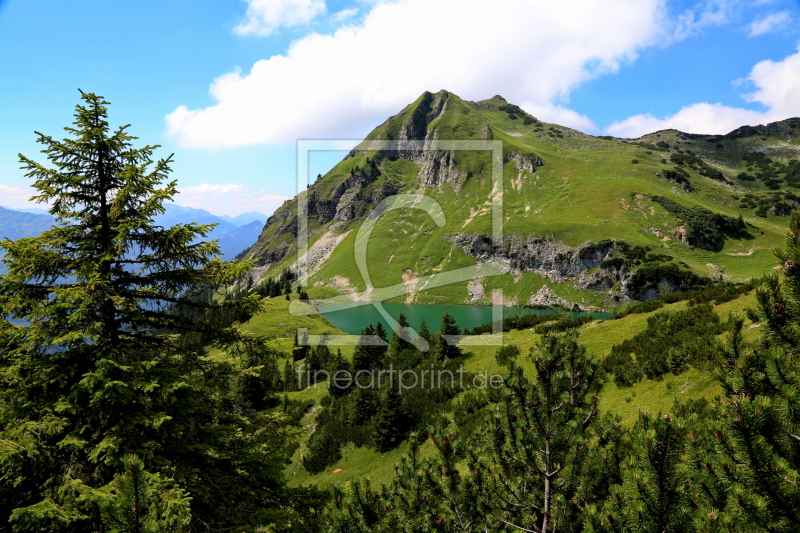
[[1, 0, 799, 216]]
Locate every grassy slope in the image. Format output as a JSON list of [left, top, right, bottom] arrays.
[[277, 288, 761, 490], [239, 91, 796, 487], [252, 91, 796, 310]]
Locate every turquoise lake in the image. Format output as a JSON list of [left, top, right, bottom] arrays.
[[319, 303, 613, 337]]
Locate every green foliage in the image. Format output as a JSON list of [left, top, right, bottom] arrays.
[[694, 211, 800, 531], [586, 414, 692, 533], [431, 313, 462, 361], [651, 196, 746, 251], [499, 103, 538, 126], [627, 263, 712, 296], [0, 92, 292, 531], [470, 311, 566, 335], [603, 304, 725, 386], [614, 280, 756, 318], [99, 455, 191, 533], [661, 167, 692, 190], [534, 314, 595, 334], [301, 313, 468, 473], [352, 324, 388, 373], [494, 343, 520, 366], [669, 152, 726, 182], [372, 387, 404, 452], [327, 331, 614, 533]]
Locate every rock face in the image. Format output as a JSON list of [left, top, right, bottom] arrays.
[[448, 233, 611, 277], [505, 150, 544, 174], [307, 161, 387, 225], [448, 233, 624, 293], [359, 90, 543, 190], [382, 91, 470, 190]]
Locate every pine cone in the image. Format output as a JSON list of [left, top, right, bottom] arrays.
[[772, 302, 786, 314], [785, 259, 798, 274]]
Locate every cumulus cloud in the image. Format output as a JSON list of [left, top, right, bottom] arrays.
[[606, 103, 768, 137], [234, 0, 326, 36], [167, 0, 666, 148], [748, 10, 792, 36], [606, 45, 800, 137]]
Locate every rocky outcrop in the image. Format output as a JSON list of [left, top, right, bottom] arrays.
[[418, 149, 468, 189], [448, 233, 614, 277], [308, 162, 382, 225], [505, 150, 544, 174], [447, 233, 688, 300], [528, 285, 571, 309], [357, 90, 505, 190], [769, 200, 800, 216]]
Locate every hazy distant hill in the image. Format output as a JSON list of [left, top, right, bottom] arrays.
[[156, 203, 265, 260], [0, 204, 265, 274], [0, 206, 58, 242], [221, 211, 268, 227]]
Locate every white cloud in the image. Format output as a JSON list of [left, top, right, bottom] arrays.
[[669, 0, 737, 42], [167, 0, 667, 148], [0, 184, 30, 200], [177, 183, 289, 216], [606, 45, 800, 137], [332, 8, 358, 22], [520, 103, 599, 133], [606, 103, 768, 137], [748, 10, 792, 36], [180, 183, 244, 195], [746, 45, 800, 115], [234, 0, 326, 36]]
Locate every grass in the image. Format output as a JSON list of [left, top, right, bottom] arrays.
[[268, 287, 759, 488], [251, 92, 795, 312], [244, 91, 798, 489], [598, 368, 721, 425]]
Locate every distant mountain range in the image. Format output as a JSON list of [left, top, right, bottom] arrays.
[[0, 203, 267, 274]]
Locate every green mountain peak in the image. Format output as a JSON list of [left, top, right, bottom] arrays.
[[247, 91, 800, 311]]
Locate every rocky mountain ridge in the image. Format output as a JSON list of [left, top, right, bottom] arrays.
[[246, 90, 800, 310]]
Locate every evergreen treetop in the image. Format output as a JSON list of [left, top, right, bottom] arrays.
[[0, 91, 290, 531]]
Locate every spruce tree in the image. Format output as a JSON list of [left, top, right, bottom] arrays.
[[436, 313, 462, 361], [348, 388, 378, 427], [418, 319, 432, 344], [0, 92, 289, 531], [488, 332, 599, 532], [373, 387, 404, 452], [284, 359, 298, 392], [353, 325, 376, 373], [305, 346, 324, 385], [328, 348, 351, 398], [372, 321, 389, 367], [388, 312, 412, 357], [293, 328, 310, 361]]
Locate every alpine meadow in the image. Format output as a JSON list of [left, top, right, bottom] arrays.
[[2, 81, 800, 533]]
